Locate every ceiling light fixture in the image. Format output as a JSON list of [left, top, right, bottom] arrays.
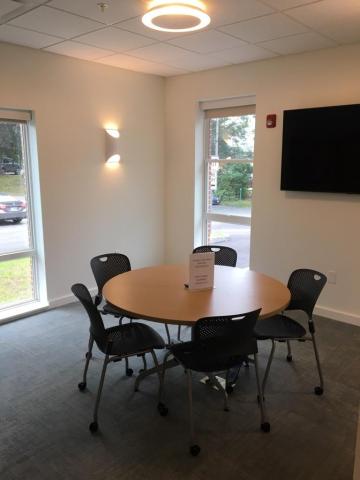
[[142, 0, 210, 33]]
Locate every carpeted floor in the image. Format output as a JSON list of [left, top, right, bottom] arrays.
[[0, 304, 359, 480]]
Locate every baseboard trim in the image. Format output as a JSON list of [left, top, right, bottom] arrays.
[[315, 305, 360, 327], [49, 287, 97, 308]]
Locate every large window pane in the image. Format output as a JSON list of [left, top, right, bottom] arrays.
[[0, 121, 30, 254], [209, 114, 255, 160], [208, 221, 250, 268], [0, 257, 34, 308], [208, 160, 253, 216]]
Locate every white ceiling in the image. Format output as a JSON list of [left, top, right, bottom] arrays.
[[0, 0, 358, 76]]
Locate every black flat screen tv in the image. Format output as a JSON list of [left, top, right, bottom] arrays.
[[281, 103, 360, 194]]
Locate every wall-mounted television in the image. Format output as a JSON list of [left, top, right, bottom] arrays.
[[281, 104, 360, 194]]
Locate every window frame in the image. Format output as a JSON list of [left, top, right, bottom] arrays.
[[202, 105, 256, 245], [0, 109, 47, 318]]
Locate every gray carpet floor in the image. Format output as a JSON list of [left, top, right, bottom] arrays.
[[0, 304, 359, 480]]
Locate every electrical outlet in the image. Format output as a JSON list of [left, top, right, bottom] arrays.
[[328, 271, 337, 284]]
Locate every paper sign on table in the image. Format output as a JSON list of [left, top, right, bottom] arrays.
[[189, 252, 215, 290]]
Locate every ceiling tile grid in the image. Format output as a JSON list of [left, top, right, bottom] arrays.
[[0, 1, 358, 76]]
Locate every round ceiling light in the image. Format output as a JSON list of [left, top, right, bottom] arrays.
[[142, 0, 210, 33]]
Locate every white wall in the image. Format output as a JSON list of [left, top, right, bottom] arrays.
[[164, 43, 360, 326], [0, 42, 165, 305]]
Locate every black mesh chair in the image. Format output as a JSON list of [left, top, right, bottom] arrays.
[[177, 245, 238, 342], [71, 283, 165, 433], [158, 309, 269, 456], [91, 253, 172, 351], [254, 269, 327, 397], [193, 245, 237, 267], [90, 253, 137, 376]]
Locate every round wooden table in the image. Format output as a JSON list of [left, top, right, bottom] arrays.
[[103, 264, 290, 326]]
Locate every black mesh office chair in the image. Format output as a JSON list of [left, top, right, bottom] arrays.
[[72, 283, 165, 433], [91, 253, 172, 351], [254, 269, 327, 397], [90, 253, 137, 376], [193, 245, 237, 267], [158, 309, 269, 456], [177, 245, 238, 342]]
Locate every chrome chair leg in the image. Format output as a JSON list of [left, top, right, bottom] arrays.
[[141, 354, 147, 371], [78, 335, 94, 391], [286, 340, 293, 362], [177, 325, 182, 341], [262, 339, 276, 395], [186, 369, 200, 455], [90, 354, 110, 432], [254, 353, 270, 432], [311, 332, 324, 395], [209, 374, 229, 411], [158, 350, 172, 403], [164, 323, 171, 345]]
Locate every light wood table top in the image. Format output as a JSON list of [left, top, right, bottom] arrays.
[[103, 264, 290, 326]]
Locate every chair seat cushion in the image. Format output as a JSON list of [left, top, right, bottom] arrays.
[[97, 322, 165, 355], [254, 314, 306, 340], [170, 338, 257, 372]]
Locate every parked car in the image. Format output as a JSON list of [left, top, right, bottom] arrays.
[[0, 157, 21, 175], [212, 192, 220, 205], [0, 193, 27, 224]]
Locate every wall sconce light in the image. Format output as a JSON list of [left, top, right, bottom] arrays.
[[105, 128, 121, 163]]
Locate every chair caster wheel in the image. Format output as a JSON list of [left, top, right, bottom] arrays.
[[286, 354, 293, 362], [126, 368, 134, 377], [261, 422, 270, 433], [225, 385, 234, 394], [89, 422, 98, 433], [257, 395, 265, 403], [244, 361, 250, 368], [157, 402, 169, 416], [190, 445, 201, 456], [78, 382, 86, 391], [85, 352, 92, 360], [314, 386, 323, 395]]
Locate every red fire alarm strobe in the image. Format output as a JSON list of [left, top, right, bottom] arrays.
[[266, 114, 276, 128]]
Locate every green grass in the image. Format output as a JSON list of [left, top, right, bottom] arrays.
[[0, 174, 26, 195], [221, 199, 251, 208], [0, 257, 33, 306]]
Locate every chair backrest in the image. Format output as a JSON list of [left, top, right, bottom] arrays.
[[192, 245, 237, 267], [90, 253, 131, 297], [286, 269, 327, 319], [192, 309, 261, 358], [71, 283, 106, 343]]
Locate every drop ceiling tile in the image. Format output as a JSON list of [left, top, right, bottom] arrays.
[[168, 30, 247, 54], [286, 0, 360, 44], [44, 40, 114, 60], [75, 27, 154, 53], [0, 24, 61, 48], [0, 0, 20, 17], [261, 0, 319, 10], [206, 0, 275, 27], [165, 51, 231, 71], [115, 17, 186, 41], [48, 0, 144, 25], [128, 43, 190, 63], [9, 6, 102, 39], [219, 44, 277, 63], [97, 53, 189, 76], [219, 12, 308, 43], [260, 31, 337, 55]]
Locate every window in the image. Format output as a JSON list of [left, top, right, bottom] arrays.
[[0, 109, 46, 319], [203, 105, 256, 268]]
